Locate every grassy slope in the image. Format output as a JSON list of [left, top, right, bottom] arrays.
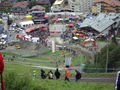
[[4, 64, 114, 90]]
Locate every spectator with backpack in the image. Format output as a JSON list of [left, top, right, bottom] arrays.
[[40, 69, 47, 79], [75, 69, 81, 82], [54, 68, 61, 79], [48, 70, 53, 79]]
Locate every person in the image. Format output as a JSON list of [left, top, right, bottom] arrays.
[[75, 69, 81, 82], [48, 70, 53, 79], [65, 66, 70, 81], [115, 71, 120, 90], [40, 69, 46, 79], [32, 70, 37, 80], [54, 68, 61, 79]]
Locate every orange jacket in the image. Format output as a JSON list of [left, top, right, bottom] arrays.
[[65, 68, 70, 78]]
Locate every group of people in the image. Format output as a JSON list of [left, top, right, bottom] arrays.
[[40, 67, 82, 82], [40, 69, 61, 80], [27, 27, 50, 46]]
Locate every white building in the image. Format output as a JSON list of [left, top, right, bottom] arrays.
[[51, 0, 95, 13]]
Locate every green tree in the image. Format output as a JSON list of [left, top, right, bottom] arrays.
[[94, 41, 120, 69], [28, 0, 37, 9]]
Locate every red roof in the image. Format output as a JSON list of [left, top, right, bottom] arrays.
[[104, 7, 116, 11], [13, 1, 28, 8], [31, 5, 45, 11], [96, 0, 120, 7], [50, 30, 61, 33]]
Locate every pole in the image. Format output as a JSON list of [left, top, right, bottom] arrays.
[[47, 0, 51, 12], [0, 74, 5, 90], [105, 41, 109, 72]]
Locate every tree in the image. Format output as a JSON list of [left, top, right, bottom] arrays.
[[94, 41, 120, 69], [28, 0, 37, 9], [49, 0, 56, 5]]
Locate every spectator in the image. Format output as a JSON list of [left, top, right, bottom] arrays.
[[40, 69, 46, 79], [115, 71, 120, 90], [65, 66, 70, 81], [48, 70, 53, 79], [75, 69, 81, 82], [54, 68, 61, 79]]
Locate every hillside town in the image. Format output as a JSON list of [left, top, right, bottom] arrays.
[[0, 0, 120, 90]]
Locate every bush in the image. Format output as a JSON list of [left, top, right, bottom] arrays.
[[4, 72, 32, 90]]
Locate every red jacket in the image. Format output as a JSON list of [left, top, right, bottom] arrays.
[[0, 53, 4, 74]]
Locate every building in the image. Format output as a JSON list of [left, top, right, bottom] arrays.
[[51, 0, 95, 12], [51, 0, 66, 12], [30, 5, 45, 11], [0, 1, 12, 12], [80, 13, 120, 34], [68, 0, 95, 12], [12, 1, 28, 14], [36, 0, 50, 5], [92, 0, 120, 13]]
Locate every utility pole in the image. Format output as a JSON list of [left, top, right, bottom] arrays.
[[105, 39, 109, 72], [47, 0, 51, 12]]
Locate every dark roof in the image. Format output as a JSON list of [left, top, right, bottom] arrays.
[[37, 0, 50, 5], [12, 1, 28, 8]]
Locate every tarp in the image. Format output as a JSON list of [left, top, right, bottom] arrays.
[[50, 30, 61, 33], [26, 26, 41, 32], [83, 38, 96, 46], [16, 34, 26, 40], [67, 24, 74, 27], [73, 36, 78, 40], [42, 27, 47, 30], [26, 29, 33, 32], [44, 15, 48, 18]]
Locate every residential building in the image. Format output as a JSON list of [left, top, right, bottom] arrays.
[[30, 5, 45, 11], [68, 0, 95, 12], [51, 0, 66, 12], [0, 1, 12, 12], [12, 1, 28, 14], [91, 0, 120, 13], [51, 0, 95, 12], [80, 13, 120, 34]]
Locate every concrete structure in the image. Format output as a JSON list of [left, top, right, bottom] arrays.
[[51, 0, 95, 13], [68, 0, 95, 12]]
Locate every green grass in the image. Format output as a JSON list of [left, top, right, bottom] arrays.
[[33, 79, 114, 90], [41, 50, 62, 56], [2, 51, 20, 57], [72, 55, 86, 65], [24, 56, 50, 61], [4, 70, 114, 90]]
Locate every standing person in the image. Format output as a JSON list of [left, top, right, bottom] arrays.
[[0, 52, 5, 90], [54, 68, 61, 79], [48, 70, 53, 79], [75, 70, 81, 82], [65, 66, 70, 81], [40, 69, 46, 79], [115, 71, 120, 90]]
